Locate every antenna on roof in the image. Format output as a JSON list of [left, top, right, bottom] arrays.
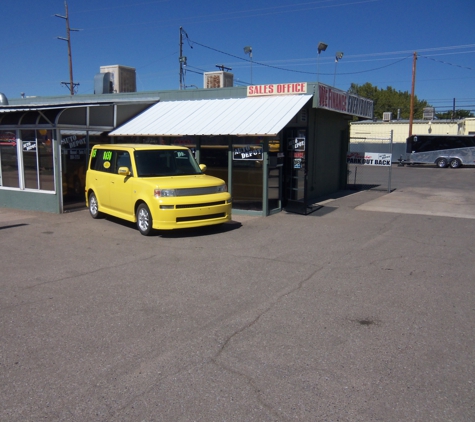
[[216, 64, 232, 72]]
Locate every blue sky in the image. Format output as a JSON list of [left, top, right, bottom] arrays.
[[1, 0, 474, 113]]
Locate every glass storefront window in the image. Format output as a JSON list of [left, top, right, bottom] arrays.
[[0, 130, 19, 188], [20, 130, 54, 191], [200, 136, 229, 186], [21, 130, 39, 190], [232, 142, 264, 211], [61, 131, 88, 197], [38, 130, 54, 191]]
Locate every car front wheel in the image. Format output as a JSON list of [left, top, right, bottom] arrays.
[[136, 203, 153, 236]]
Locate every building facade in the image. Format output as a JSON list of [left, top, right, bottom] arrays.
[[0, 82, 373, 216]]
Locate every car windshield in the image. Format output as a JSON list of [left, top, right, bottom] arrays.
[[134, 149, 202, 177]]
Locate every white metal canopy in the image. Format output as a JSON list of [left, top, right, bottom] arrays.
[[109, 95, 312, 137]]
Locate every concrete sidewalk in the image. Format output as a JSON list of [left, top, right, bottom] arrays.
[[356, 187, 475, 219]]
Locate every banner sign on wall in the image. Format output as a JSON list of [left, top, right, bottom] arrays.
[[233, 145, 263, 160], [247, 82, 307, 96], [246, 81, 373, 119], [315, 83, 374, 119], [346, 152, 392, 166]]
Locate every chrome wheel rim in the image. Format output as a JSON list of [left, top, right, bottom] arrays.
[[90, 196, 98, 215], [138, 208, 149, 232]]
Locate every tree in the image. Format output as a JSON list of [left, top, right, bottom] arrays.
[[348, 82, 430, 120], [435, 109, 474, 120]]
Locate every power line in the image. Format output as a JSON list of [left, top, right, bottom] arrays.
[[189, 38, 411, 76], [419, 55, 475, 71]]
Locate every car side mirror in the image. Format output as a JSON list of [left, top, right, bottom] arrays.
[[118, 166, 131, 176], [199, 164, 207, 173]]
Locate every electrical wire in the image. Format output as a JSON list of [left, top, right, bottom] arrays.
[[419, 55, 474, 72], [189, 38, 411, 76]]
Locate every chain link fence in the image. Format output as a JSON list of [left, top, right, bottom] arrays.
[[347, 130, 395, 192]]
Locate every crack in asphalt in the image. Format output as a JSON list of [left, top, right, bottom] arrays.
[[209, 266, 323, 421]]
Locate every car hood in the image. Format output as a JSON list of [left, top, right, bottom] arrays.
[[139, 174, 225, 189]]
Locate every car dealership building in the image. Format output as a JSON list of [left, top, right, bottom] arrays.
[[0, 80, 373, 216]]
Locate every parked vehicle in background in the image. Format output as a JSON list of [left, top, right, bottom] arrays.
[[85, 144, 232, 235], [405, 134, 475, 168]]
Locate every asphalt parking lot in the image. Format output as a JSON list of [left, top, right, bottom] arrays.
[[1, 165, 475, 421]]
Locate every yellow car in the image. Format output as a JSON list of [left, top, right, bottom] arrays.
[[85, 144, 232, 235]]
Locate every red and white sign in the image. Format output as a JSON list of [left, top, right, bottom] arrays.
[[317, 83, 373, 119], [247, 82, 307, 96]]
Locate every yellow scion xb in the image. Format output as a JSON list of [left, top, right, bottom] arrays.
[[85, 144, 232, 235]]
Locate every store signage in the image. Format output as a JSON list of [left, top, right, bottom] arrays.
[[22, 141, 37, 151], [316, 84, 373, 119], [247, 82, 307, 96], [69, 149, 86, 160], [287, 137, 305, 151], [346, 152, 392, 166], [61, 134, 86, 149], [233, 145, 263, 160], [294, 137, 305, 151]]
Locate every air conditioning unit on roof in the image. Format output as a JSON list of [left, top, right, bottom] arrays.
[[423, 107, 435, 120], [382, 112, 392, 122], [203, 71, 234, 89]]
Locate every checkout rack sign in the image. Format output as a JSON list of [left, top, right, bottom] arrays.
[[346, 152, 392, 166]]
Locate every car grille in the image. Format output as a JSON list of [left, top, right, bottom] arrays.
[[176, 201, 226, 209], [176, 187, 220, 196], [176, 213, 226, 223]]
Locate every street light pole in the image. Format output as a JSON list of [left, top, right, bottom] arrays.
[[333, 51, 343, 86], [244, 46, 253, 85], [409, 52, 417, 137], [317, 42, 328, 83]]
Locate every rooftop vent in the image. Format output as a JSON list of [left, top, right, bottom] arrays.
[[0, 93, 8, 105], [98, 65, 136, 93], [423, 107, 435, 120], [382, 112, 392, 122], [94, 72, 113, 94]]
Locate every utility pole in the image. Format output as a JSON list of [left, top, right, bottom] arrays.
[[179, 27, 189, 90], [55, 1, 79, 95], [408, 51, 417, 137]]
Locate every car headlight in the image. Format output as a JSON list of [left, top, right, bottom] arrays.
[[154, 188, 176, 197], [216, 184, 227, 193]]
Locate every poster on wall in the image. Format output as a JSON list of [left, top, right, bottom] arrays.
[[233, 145, 263, 160], [287, 137, 305, 151], [293, 158, 302, 169]]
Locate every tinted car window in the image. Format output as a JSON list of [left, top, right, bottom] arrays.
[[90, 149, 114, 173], [134, 149, 201, 177]]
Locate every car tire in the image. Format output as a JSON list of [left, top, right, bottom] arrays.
[[436, 158, 448, 168], [449, 158, 462, 169], [89, 192, 102, 219], [136, 203, 153, 236]]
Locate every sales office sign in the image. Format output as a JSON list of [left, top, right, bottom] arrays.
[[247, 82, 307, 96]]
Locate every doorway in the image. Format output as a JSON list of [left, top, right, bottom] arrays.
[[283, 128, 307, 210]]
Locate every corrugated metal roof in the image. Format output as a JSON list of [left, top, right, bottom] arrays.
[[110, 95, 312, 137]]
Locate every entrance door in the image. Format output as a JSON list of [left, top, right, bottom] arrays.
[[267, 139, 283, 214], [284, 129, 307, 209]]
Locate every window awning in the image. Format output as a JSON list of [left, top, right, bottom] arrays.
[[110, 95, 312, 137]]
